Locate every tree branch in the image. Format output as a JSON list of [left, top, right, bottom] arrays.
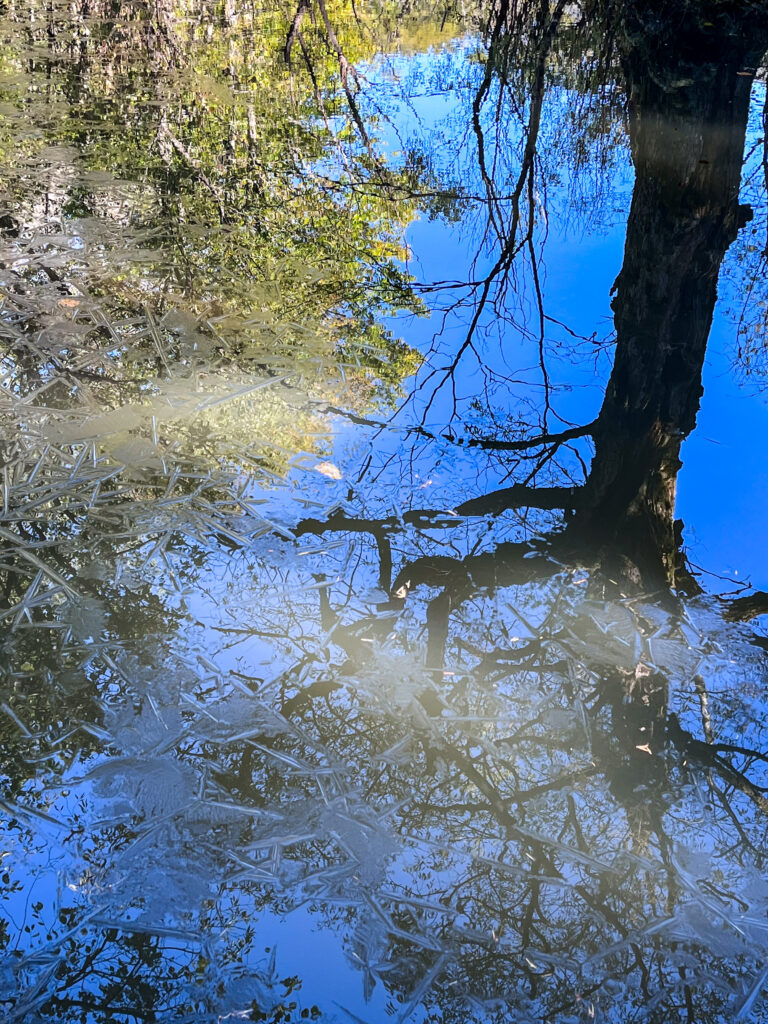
[[723, 590, 768, 622], [294, 484, 580, 541]]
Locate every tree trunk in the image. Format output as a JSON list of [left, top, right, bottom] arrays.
[[571, 3, 768, 588]]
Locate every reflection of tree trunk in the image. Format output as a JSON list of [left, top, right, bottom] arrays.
[[571, 8, 767, 588], [600, 665, 669, 823]]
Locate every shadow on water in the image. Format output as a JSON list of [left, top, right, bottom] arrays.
[[2, 1, 768, 1021]]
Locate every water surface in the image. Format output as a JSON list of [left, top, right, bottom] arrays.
[[2, 2, 768, 1022]]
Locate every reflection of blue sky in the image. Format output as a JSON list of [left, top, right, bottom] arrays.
[[680, 316, 768, 589], [7, 34, 768, 1023], [362, 46, 768, 589]]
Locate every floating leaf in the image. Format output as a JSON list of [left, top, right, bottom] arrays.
[[314, 461, 343, 480]]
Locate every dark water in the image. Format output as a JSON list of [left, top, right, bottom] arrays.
[[2, 2, 768, 1021]]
